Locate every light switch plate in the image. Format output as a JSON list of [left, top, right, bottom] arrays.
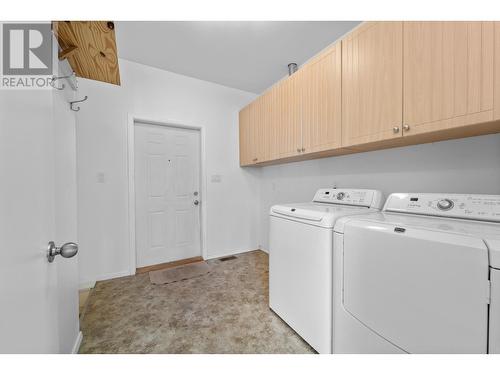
[[211, 174, 222, 183]]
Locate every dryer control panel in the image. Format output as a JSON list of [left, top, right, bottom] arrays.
[[313, 188, 383, 209], [384, 193, 500, 222]]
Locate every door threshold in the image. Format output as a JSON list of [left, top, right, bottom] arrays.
[[136, 256, 204, 274]]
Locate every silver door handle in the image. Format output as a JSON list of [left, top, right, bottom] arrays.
[[47, 241, 78, 263], [194, 200, 199, 206]]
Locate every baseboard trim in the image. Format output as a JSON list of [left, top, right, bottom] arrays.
[[78, 280, 96, 290], [136, 256, 204, 274], [71, 331, 83, 354], [205, 248, 263, 260]]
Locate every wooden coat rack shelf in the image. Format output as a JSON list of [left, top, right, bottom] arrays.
[[52, 21, 121, 86]]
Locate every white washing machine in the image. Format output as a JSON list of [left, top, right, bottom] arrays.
[[333, 193, 500, 354], [269, 188, 384, 353]]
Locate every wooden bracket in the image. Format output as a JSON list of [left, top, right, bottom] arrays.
[[58, 45, 79, 61]]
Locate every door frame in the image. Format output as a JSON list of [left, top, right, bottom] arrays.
[[127, 114, 207, 275]]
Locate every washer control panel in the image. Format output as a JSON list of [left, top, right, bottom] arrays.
[[384, 193, 500, 222], [313, 188, 383, 209]]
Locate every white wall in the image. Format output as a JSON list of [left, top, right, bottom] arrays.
[[76, 59, 259, 286], [76, 59, 500, 285], [259, 134, 500, 250]]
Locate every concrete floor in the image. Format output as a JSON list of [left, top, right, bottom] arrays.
[[79, 250, 315, 354]]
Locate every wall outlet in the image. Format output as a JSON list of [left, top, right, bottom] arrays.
[[211, 174, 222, 183]]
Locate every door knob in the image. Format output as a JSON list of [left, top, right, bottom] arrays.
[[403, 124, 410, 131], [194, 200, 199, 206], [393, 126, 400, 133], [47, 241, 78, 263]]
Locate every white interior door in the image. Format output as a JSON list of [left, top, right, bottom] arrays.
[[0, 84, 79, 353], [53, 84, 80, 353], [134, 122, 201, 268]]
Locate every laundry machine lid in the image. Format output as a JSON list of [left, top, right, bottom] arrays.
[[270, 202, 379, 228], [270, 188, 384, 228], [341, 218, 490, 353]]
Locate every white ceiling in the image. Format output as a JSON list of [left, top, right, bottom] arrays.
[[115, 21, 360, 94]]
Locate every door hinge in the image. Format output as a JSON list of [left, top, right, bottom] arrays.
[[487, 280, 491, 305]]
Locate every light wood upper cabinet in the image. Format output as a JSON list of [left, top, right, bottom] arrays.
[[248, 98, 258, 164], [496, 23, 500, 120], [239, 21, 500, 167], [239, 90, 276, 166], [276, 73, 303, 158], [239, 98, 263, 166], [254, 90, 274, 163], [342, 22, 403, 147], [248, 95, 266, 164], [403, 22, 496, 136], [301, 42, 342, 153], [238, 104, 252, 166], [266, 84, 280, 161]]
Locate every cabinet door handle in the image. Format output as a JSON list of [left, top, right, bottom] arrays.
[[297, 148, 301, 153], [393, 126, 400, 134], [301, 147, 305, 152], [403, 124, 410, 132], [252, 158, 258, 162]]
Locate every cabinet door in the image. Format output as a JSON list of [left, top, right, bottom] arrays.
[[276, 74, 302, 158], [301, 42, 342, 153], [248, 97, 262, 164], [403, 22, 495, 136], [262, 85, 280, 162], [257, 89, 275, 163], [342, 22, 403, 147], [265, 85, 282, 160], [239, 91, 276, 165], [238, 104, 252, 166]]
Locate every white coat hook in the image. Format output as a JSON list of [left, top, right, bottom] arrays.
[[69, 95, 88, 112]]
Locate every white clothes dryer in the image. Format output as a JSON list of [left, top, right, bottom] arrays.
[[333, 193, 500, 354]]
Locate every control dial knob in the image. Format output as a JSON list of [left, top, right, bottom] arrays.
[[437, 199, 454, 211], [336, 192, 345, 200]]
